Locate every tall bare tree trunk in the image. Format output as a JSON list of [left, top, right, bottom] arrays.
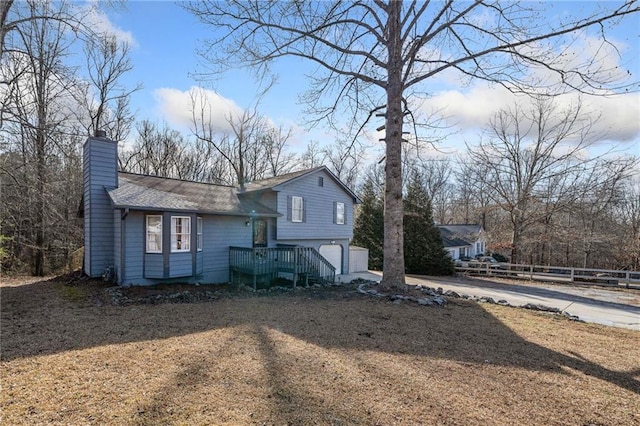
[[381, 1, 405, 289], [35, 129, 46, 276], [34, 32, 47, 276]]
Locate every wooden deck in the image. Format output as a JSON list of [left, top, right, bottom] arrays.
[[229, 246, 335, 290]]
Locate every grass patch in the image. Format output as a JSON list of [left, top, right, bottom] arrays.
[[1, 277, 639, 425], [56, 284, 86, 302]]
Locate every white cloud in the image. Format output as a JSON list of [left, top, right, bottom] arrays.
[[519, 32, 633, 94], [153, 86, 245, 132], [422, 82, 640, 146], [582, 94, 640, 143], [76, 3, 137, 47]]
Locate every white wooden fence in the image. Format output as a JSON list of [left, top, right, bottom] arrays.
[[455, 261, 640, 289]]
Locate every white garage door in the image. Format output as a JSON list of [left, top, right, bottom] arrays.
[[319, 245, 342, 275]]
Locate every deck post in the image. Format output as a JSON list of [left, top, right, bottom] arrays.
[[626, 271, 630, 289], [293, 247, 299, 288]]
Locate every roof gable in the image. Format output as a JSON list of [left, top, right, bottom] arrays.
[[437, 224, 483, 248], [243, 166, 360, 203]]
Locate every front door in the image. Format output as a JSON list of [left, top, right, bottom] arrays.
[[253, 219, 267, 247]]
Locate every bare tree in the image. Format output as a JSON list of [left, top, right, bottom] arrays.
[[0, 0, 99, 125], [570, 158, 638, 268], [190, 90, 297, 186], [78, 33, 139, 140], [467, 97, 606, 263], [0, 1, 85, 275], [615, 178, 640, 270], [300, 140, 324, 169], [323, 138, 367, 190], [191, 96, 263, 186], [121, 120, 186, 177], [0, 0, 14, 56], [185, 1, 639, 290], [262, 125, 296, 177], [1, 0, 133, 275]]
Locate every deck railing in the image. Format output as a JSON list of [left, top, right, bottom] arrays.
[[229, 246, 336, 289]]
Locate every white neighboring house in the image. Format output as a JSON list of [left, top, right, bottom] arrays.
[[437, 224, 486, 260]]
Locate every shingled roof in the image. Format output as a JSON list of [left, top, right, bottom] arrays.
[[437, 224, 483, 248], [242, 167, 323, 191], [107, 173, 280, 217]]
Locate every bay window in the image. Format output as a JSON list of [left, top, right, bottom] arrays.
[[146, 215, 163, 253], [171, 216, 191, 252]]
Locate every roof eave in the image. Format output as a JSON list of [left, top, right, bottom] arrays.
[[111, 204, 282, 218]]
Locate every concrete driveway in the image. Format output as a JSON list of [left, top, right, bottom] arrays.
[[338, 271, 640, 331]]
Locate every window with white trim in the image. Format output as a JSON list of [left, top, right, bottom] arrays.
[[336, 202, 345, 225], [171, 216, 191, 252], [197, 217, 203, 251], [146, 215, 163, 253], [292, 196, 303, 223]]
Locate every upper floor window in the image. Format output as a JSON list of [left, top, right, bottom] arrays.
[[146, 215, 162, 253], [318, 177, 324, 187], [335, 202, 345, 225], [197, 217, 203, 252], [292, 196, 304, 222], [171, 216, 191, 252]]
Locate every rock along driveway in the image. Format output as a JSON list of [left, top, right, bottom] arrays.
[[338, 271, 640, 331]]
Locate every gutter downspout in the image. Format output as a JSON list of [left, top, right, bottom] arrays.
[[120, 208, 129, 284]]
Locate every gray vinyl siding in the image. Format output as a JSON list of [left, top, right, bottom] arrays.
[[145, 254, 164, 278], [169, 252, 192, 278], [113, 209, 121, 283], [119, 212, 258, 286], [124, 212, 144, 280], [254, 190, 277, 210], [275, 170, 354, 241], [83, 137, 118, 277], [196, 252, 203, 275], [202, 215, 253, 282]]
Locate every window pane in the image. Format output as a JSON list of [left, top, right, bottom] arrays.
[[171, 216, 191, 252], [336, 202, 345, 224], [253, 219, 267, 247], [146, 216, 162, 253], [292, 196, 303, 222]]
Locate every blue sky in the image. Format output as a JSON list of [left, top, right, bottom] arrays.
[[104, 1, 640, 159], [109, 2, 317, 136]]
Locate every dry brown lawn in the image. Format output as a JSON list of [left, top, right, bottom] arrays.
[[1, 276, 639, 425]]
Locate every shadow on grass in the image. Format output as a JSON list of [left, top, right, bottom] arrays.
[[2, 277, 639, 399]]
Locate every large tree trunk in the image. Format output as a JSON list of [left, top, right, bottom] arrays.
[[511, 217, 523, 265], [380, 1, 406, 291], [34, 128, 46, 276]]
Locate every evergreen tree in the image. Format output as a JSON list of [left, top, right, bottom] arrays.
[[352, 175, 384, 270], [404, 170, 454, 275]]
